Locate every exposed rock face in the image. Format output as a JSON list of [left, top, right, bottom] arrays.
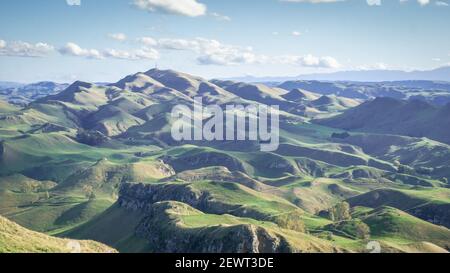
[[134, 202, 293, 253], [118, 183, 269, 221], [115, 184, 342, 253]]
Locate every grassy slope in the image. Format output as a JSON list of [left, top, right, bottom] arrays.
[[361, 206, 450, 251], [0, 215, 116, 253], [67, 201, 344, 253]]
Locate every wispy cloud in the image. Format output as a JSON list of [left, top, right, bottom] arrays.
[[133, 0, 207, 17], [210, 12, 231, 21], [283, 0, 435, 6], [66, 0, 81, 6], [108, 33, 127, 42]]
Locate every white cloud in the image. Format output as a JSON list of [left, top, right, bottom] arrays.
[[417, 0, 430, 5], [59, 42, 159, 61], [104, 47, 159, 60], [133, 0, 207, 17], [292, 31, 302, 36], [210, 12, 231, 21], [137, 37, 159, 47], [284, 0, 433, 6], [59, 42, 103, 59], [108, 33, 127, 42], [436, 1, 449, 6], [279, 54, 341, 68], [356, 62, 389, 70], [66, 0, 81, 6], [367, 0, 381, 6], [281, 0, 344, 3], [137, 37, 266, 65], [157, 38, 200, 50], [137, 36, 339, 67], [0, 40, 54, 57]]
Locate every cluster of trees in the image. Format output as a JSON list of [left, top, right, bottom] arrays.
[[82, 185, 96, 201], [331, 132, 351, 139], [76, 129, 109, 146], [327, 202, 371, 240]]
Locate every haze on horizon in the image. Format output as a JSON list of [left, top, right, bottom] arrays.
[[0, 0, 449, 83]]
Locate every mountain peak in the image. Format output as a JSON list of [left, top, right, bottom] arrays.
[[68, 81, 93, 90]]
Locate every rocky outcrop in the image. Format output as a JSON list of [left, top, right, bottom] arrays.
[[118, 183, 269, 221], [162, 151, 247, 173], [134, 202, 293, 253]]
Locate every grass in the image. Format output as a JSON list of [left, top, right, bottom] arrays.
[[0, 215, 116, 253], [362, 206, 450, 250]]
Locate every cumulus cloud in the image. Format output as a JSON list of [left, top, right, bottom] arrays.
[[283, 0, 433, 5], [59, 42, 159, 60], [137, 37, 159, 47], [0, 40, 54, 57], [281, 0, 344, 3], [136, 36, 339, 68], [103, 47, 159, 60], [278, 54, 341, 68], [371, 0, 431, 6], [292, 31, 302, 36], [367, 0, 381, 5], [108, 33, 127, 42], [59, 42, 103, 59], [137, 37, 266, 65], [417, 0, 430, 5], [66, 0, 81, 6], [133, 0, 207, 17]]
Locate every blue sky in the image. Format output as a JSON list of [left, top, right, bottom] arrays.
[[0, 0, 449, 83]]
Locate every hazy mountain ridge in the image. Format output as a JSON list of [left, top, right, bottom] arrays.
[[225, 66, 450, 83]]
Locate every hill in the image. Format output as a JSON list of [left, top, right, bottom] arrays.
[[315, 97, 450, 145], [1, 68, 450, 253], [0, 215, 116, 253]]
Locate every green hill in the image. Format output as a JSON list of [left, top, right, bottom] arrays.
[[0, 215, 116, 253], [315, 97, 450, 145], [360, 206, 450, 250]]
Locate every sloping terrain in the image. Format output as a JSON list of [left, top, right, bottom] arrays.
[[0, 215, 116, 253], [1, 68, 449, 253], [315, 97, 450, 145]]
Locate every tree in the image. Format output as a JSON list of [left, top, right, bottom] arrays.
[[331, 132, 350, 139], [82, 185, 94, 200], [355, 221, 371, 240], [329, 202, 352, 222], [76, 129, 108, 146]]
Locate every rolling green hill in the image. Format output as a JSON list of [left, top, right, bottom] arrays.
[[0, 215, 116, 253], [1, 68, 449, 253]]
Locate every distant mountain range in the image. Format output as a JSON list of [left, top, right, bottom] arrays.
[[0, 81, 69, 106], [225, 66, 450, 83]]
